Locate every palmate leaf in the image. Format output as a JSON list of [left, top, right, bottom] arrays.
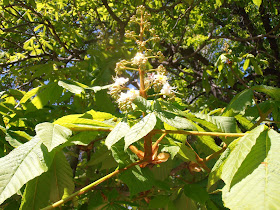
[[35, 122, 72, 152], [222, 127, 280, 209], [0, 136, 54, 205], [124, 112, 157, 150], [20, 151, 74, 210]]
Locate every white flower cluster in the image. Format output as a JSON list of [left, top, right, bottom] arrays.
[[115, 60, 127, 75], [108, 77, 140, 111], [160, 83, 175, 98], [109, 51, 175, 112], [145, 72, 175, 99], [131, 52, 147, 66], [108, 77, 129, 99], [117, 89, 140, 111]]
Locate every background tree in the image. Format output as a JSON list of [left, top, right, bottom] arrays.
[[0, 0, 280, 209]]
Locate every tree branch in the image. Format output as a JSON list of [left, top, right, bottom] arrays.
[[41, 160, 143, 210]]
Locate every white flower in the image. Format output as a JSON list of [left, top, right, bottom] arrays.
[[144, 73, 155, 88], [108, 77, 129, 99], [132, 52, 147, 66], [160, 83, 174, 98], [127, 88, 140, 100], [115, 60, 127, 74], [154, 73, 168, 85], [117, 88, 140, 111], [117, 92, 129, 104], [113, 77, 129, 86], [118, 89, 139, 103]]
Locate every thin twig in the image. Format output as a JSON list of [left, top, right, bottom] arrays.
[[41, 160, 143, 210]]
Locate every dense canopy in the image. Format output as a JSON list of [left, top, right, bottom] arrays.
[[0, 0, 280, 209]]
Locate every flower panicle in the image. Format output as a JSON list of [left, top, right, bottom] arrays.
[[108, 6, 176, 112]]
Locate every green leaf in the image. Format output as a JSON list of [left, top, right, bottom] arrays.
[[243, 58, 250, 71], [87, 145, 111, 166], [252, 0, 262, 7], [20, 152, 74, 210], [196, 114, 239, 134], [252, 85, 280, 101], [30, 83, 63, 109], [155, 111, 196, 130], [0, 136, 53, 205], [105, 120, 130, 149], [151, 160, 173, 181], [94, 90, 116, 114], [156, 100, 187, 117], [34, 24, 43, 32], [220, 125, 266, 187], [193, 124, 221, 152], [223, 89, 254, 116], [19, 86, 42, 104], [3, 0, 9, 6], [207, 139, 239, 189], [86, 84, 112, 92], [149, 195, 170, 208], [184, 184, 209, 204], [177, 143, 197, 162], [83, 110, 114, 120], [234, 114, 254, 130], [161, 145, 180, 159], [198, 115, 240, 144], [251, 59, 263, 75], [54, 114, 114, 128], [119, 166, 155, 197], [35, 122, 72, 152], [111, 139, 132, 168], [124, 112, 157, 150], [173, 191, 198, 210], [133, 96, 153, 112], [69, 131, 98, 146], [223, 127, 280, 209], [164, 123, 187, 142], [8, 131, 32, 143], [215, 0, 223, 7], [58, 80, 84, 94]]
